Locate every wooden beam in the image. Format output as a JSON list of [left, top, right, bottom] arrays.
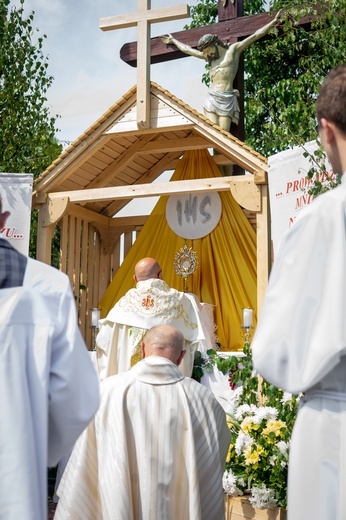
[[99, 2, 190, 128], [99, 4, 190, 31], [193, 123, 267, 174], [43, 196, 149, 229], [67, 203, 111, 225], [37, 210, 54, 263], [110, 215, 148, 229], [163, 152, 234, 171], [256, 183, 271, 313], [229, 178, 261, 211], [120, 12, 315, 67], [47, 176, 261, 204], [139, 136, 210, 153], [39, 196, 69, 227]]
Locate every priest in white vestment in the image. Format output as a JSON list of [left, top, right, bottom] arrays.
[[252, 64, 346, 520], [0, 198, 100, 520], [56, 324, 230, 520], [96, 257, 216, 379]]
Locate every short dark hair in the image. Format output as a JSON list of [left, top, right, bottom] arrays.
[[316, 64, 346, 134]]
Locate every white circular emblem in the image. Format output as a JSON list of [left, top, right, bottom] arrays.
[[166, 191, 222, 239]]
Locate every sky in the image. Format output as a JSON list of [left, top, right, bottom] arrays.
[[12, 0, 206, 146]]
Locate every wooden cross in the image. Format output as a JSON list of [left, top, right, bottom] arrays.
[[120, 0, 315, 140], [99, 1, 190, 129]]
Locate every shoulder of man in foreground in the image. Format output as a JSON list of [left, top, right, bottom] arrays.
[[24, 259, 100, 464], [99, 361, 225, 412], [25, 256, 71, 290]]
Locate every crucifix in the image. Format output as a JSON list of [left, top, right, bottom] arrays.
[[120, 0, 315, 141], [99, 1, 190, 129]]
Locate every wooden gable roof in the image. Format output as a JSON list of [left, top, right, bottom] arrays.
[[33, 82, 268, 220]]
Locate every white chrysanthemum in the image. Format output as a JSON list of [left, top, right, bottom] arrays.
[[280, 392, 293, 404], [222, 470, 243, 496], [224, 386, 243, 415], [252, 406, 278, 424], [269, 454, 277, 466], [276, 440, 289, 455], [234, 403, 252, 420], [235, 431, 253, 455], [249, 486, 278, 509], [237, 477, 246, 487], [234, 403, 259, 420]]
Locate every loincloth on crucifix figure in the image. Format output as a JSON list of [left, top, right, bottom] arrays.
[[203, 86, 240, 126]]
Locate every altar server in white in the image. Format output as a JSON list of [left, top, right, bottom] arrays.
[[252, 64, 346, 520], [0, 200, 100, 520], [56, 324, 230, 520], [96, 257, 215, 379]]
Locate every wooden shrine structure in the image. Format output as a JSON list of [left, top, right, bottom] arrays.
[[31, 0, 280, 349], [32, 82, 270, 349]]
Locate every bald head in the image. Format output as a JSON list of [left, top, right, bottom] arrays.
[[134, 257, 162, 283], [141, 325, 186, 366]]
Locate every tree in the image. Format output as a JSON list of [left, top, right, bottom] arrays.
[[0, 0, 62, 260], [185, 0, 346, 157]]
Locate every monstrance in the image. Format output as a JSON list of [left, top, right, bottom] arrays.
[[174, 244, 198, 292]]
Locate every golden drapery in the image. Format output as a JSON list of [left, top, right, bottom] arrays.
[[99, 149, 257, 351]]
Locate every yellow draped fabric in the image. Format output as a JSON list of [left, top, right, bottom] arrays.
[[99, 149, 257, 351]]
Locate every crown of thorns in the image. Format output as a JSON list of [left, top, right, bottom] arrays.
[[197, 34, 228, 50]]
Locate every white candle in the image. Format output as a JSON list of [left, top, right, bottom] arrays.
[[91, 308, 100, 328], [243, 308, 253, 328]]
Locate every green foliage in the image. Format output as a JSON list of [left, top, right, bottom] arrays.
[[184, 0, 218, 29], [192, 347, 239, 382], [303, 140, 341, 197], [0, 0, 61, 175], [245, 0, 346, 156], [0, 0, 62, 261], [184, 0, 346, 157]]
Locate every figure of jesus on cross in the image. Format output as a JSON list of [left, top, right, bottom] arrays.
[[161, 9, 283, 132]]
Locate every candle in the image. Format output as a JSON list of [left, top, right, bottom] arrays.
[[91, 308, 100, 328], [243, 308, 253, 328]]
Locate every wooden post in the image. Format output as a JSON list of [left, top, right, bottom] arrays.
[[99, 1, 190, 129]]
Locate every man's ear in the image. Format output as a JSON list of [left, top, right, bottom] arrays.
[[319, 117, 335, 143], [133, 274, 138, 283], [176, 350, 186, 366], [141, 342, 146, 359]]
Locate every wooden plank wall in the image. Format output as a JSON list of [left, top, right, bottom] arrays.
[[59, 216, 143, 349]]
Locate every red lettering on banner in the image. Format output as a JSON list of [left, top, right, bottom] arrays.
[[295, 193, 314, 210], [0, 227, 24, 239]]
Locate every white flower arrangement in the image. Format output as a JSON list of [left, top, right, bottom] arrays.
[[193, 342, 301, 509], [207, 342, 300, 509]]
